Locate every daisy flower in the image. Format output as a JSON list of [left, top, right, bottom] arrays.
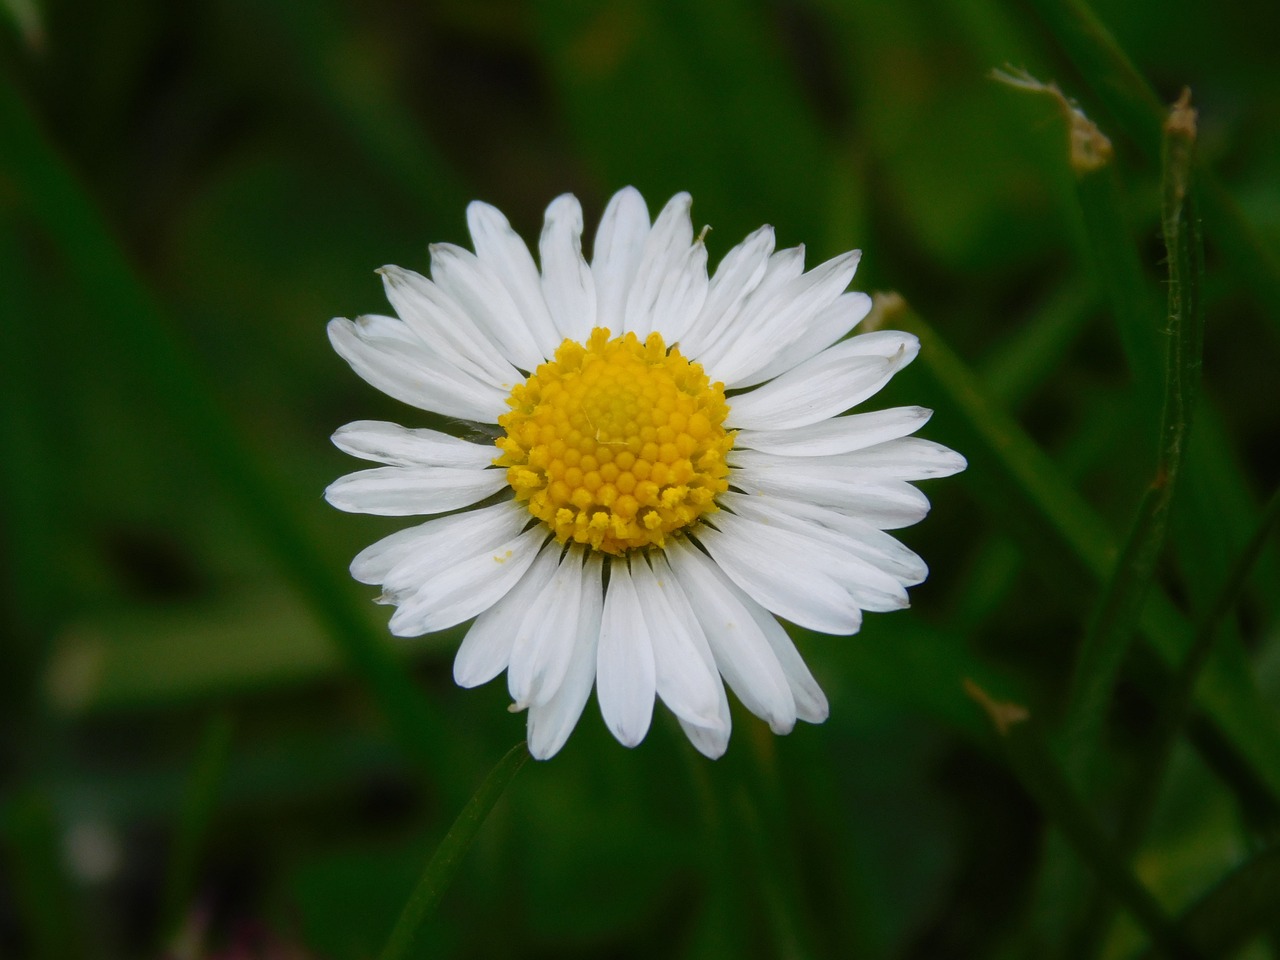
[[326, 187, 965, 760]]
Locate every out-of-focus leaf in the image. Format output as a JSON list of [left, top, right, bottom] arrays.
[[0, 79, 451, 782], [43, 589, 456, 714], [534, 0, 840, 248]]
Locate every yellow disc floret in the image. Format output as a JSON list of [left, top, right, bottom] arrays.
[[495, 328, 735, 555]]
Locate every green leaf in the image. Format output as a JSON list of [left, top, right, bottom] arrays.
[[534, 0, 839, 248]]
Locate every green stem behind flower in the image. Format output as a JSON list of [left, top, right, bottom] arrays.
[[1024, 0, 1280, 346], [1063, 89, 1205, 783], [379, 741, 530, 960]]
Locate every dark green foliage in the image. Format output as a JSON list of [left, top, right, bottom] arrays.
[[2, 0, 1278, 956]]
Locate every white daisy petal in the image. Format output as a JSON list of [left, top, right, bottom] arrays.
[[327, 188, 963, 759], [735, 406, 933, 457], [679, 225, 775, 359], [744, 291, 874, 387], [678, 688, 732, 759], [527, 551, 604, 759], [454, 537, 562, 688], [726, 331, 921, 431], [720, 492, 927, 586], [539, 194, 597, 342], [350, 501, 524, 586], [328, 316, 508, 422], [692, 245, 807, 360], [503, 542, 578, 704], [646, 241, 709, 345], [717, 494, 909, 611], [379, 505, 528, 600], [732, 437, 967, 483], [698, 515, 863, 635], [751, 245, 808, 298], [839, 437, 969, 479], [388, 525, 545, 636], [630, 555, 724, 729], [377, 266, 519, 387], [641, 552, 731, 758], [703, 251, 861, 387], [731, 458, 932, 528], [324, 464, 506, 517], [749, 600, 830, 724], [623, 193, 708, 340], [332, 420, 497, 468], [592, 187, 651, 334], [430, 243, 546, 372], [466, 201, 562, 361], [507, 545, 585, 708], [665, 539, 797, 733], [596, 560, 656, 747]]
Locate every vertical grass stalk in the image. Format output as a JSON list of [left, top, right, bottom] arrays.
[[1071, 486, 1280, 955], [0, 80, 450, 784], [379, 741, 530, 960], [963, 681, 1194, 959], [159, 713, 236, 944], [1023, 0, 1280, 342], [879, 296, 1280, 802], [992, 68, 1161, 407], [1063, 90, 1204, 778]]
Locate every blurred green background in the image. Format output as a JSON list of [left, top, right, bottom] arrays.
[[2, 0, 1279, 957]]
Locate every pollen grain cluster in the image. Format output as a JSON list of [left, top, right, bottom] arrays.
[[496, 328, 734, 555]]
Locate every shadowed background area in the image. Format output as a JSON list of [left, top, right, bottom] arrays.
[[2, 0, 1279, 957]]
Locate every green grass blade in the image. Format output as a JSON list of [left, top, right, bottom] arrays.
[[0, 0, 43, 49], [0, 80, 448, 780], [807, 617, 1025, 744], [1126, 484, 1280, 849], [534, 0, 836, 246], [1073, 484, 1280, 957], [1142, 846, 1280, 960], [878, 297, 1280, 802], [963, 682, 1193, 959], [1064, 92, 1205, 768], [1178, 409, 1280, 637], [1018, 0, 1164, 149], [0, 792, 84, 960], [979, 280, 1099, 409], [0, 220, 60, 698], [159, 713, 236, 942], [379, 741, 530, 960], [1023, 0, 1280, 342], [991, 67, 1160, 414], [1070, 144, 1162, 405], [879, 293, 1113, 581], [244, 0, 468, 223]]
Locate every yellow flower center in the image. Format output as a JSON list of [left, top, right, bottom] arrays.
[[495, 328, 735, 555]]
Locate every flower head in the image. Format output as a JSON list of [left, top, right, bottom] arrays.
[[326, 188, 965, 759]]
